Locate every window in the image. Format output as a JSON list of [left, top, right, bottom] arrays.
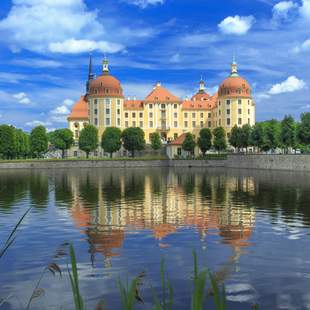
[[125, 112, 129, 118], [238, 108, 242, 115], [219, 119, 221, 126], [117, 118, 121, 126], [177, 147, 182, 156], [208, 121, 211, 128], [219, 110, 221, 116], [238, 99, 242, 105], [184, 112, 188, 118], [94, 99, 98, 105], [95, 118, 98, 125], [140, 121, 143, 128], [219, 101, 221, 106], [248, 109, 250, 114], [149, 104, 153, 109], [105, 98, 111, 105], [200, 113, 204, 118], [192, 113, 196, 118], [192, 121, 196, 128], [184, 121, 188, 128], [174, 104, 178, 109], [227, 118, 231, 126], [117, 109, 120, 115], [149, 121, 153, 128], [174, 121, 178, 127], [226, 100, 230, 105], [238, 118, 242, 125], [200, 121, 204, 128], [208, 113, 211, 118], [74, 151, 78, 157], [133, 121, 136, 127], [139, 112, 143, 118], [117, 99, 121, 106], [75, 130, 79, 139], [174, 112, 178, 118], [106, 118, 110, 126], [248, 100, 250, 105], [94, 109, 98, 115], [174, 133, 178, 140], [161, 104, 166, 109], [226, 109, 230, 115], [149, 112, 153, 118], [248, 118, 250, 124], [125, 121, 129, 128], [132, 112, 136, 118], [106, 108, 110, 115]]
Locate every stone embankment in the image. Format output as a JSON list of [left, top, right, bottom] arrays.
[[0, 155, 309, 172]]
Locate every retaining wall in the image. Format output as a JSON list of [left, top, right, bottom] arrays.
[[0, 155, 309, 171]]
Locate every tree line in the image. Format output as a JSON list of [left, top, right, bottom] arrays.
[[181, 113, 310, 155], [0, 112, 309, 159]]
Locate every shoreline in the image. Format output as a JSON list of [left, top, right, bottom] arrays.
[[0, 154, 309, 172]]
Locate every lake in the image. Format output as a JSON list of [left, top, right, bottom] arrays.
[[1, 167, 310, 309]]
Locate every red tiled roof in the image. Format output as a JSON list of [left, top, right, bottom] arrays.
[[145, 83, 181, 102], [67, 95, 89, 121], [191, 92, 211, 101], [169, 133, 186, 145], [124, 100, 144, 110], [88, 74, 124, 97], [218, 76, 251, 98]]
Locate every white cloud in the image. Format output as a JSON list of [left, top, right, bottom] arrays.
[[0, 0, 123, 54], [300, 0, 310, 18], [26, 120, 51, 127], [292, 39, 310, 53], [170, 53, 181, 63], [51, 105, 70, 115], [63, 99, 74, 106], [0, 72, 28, 84], [273, 1, 298, 20], [49, 39, 124, 54], [269, 76, 306, 95], [123, 0, 164, 9], [12, 92, 31, 104], [218, 15, 254, 35]]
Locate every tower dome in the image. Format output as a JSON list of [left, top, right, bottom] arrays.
[[218, 60, 251, 98], [88, 58, 123, 97]]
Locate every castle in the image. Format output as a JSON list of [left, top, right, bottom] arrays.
[[67, 56, 255, 156]]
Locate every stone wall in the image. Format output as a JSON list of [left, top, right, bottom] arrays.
[[0, 155, 309, 171]]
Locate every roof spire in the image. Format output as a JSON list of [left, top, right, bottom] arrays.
[[102, 55, 109, 75], [199, 77, 205, 93], [231, 55, 238, 77], [86, 53, 94, 94]]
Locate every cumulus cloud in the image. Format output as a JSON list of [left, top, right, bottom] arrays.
[[123, 0, 164, 9], [272, 1, 298, 20], [292, 38, 310, 53], [49, 39, 124, 54], [269, 76, 306, 95], [218, 15, 254, 35], [300, 0, 310, 18], [0, 0, 123, 54], [26, 120, 51, 127], [12, 92, 31, 104]]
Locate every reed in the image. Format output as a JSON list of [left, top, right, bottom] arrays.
[[68, 244, 84, 310], [118, 277, 139, 310]]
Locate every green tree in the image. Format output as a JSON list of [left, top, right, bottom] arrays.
[[50, 128, 74, 158], [15, 129, 30, 159], [198, 128, 212, 155], [229, 125, 243, 151], [30, 125, 48, 158], [250, 123, 265, 152], [280, 115, 296, 153], [297, 112, 310, 149], [0, 125, 17, 159], [122, 127, 145, 157], [263, 120, 280, 152], [150, 132, 162, 151], [79, 125, 98, 158], [240, 124, 252, 152], [182, 132, 196, 155], [213, 127, 227, 153], [101, 127, 122, 158]]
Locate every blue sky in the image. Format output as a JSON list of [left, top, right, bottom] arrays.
[[0, 0, 310, 131]]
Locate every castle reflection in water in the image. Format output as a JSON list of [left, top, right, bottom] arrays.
[[62, 168, 256, 261]]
